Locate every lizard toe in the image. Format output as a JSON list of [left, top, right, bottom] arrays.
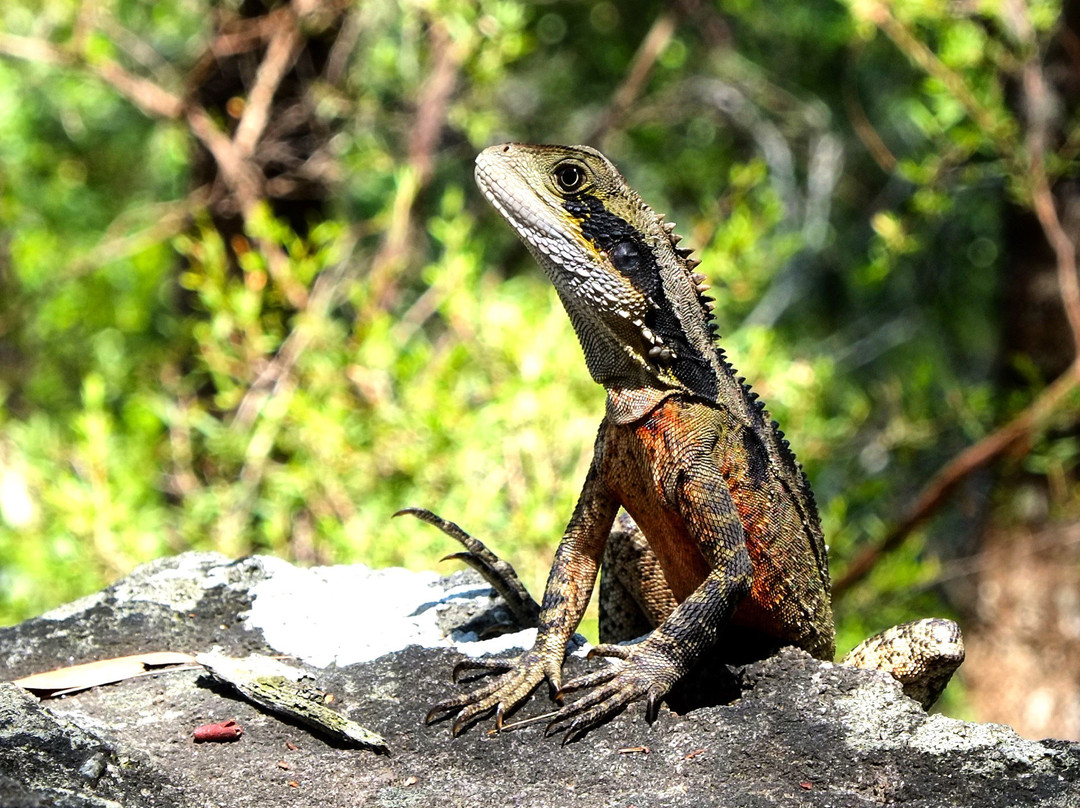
[[558, 665, 618, 695], [452, 657, 515, 683], [546, 643, 679, 738], [449, 668, 545, 735], [546, 682, 638, 742], [451, 699, 499, 736], [426, 666, 518, 724], [586, 643, 633, 661]]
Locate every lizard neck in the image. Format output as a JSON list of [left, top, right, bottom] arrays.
[[605, 387, 679, 425]]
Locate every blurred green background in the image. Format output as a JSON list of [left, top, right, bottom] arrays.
[[2, 0, 1079, 732]]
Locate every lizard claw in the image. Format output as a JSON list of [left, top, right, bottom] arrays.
[[451, 701, 498, 737], [545, 682, 640, 743], [425, 677, 502, 725], [555, 643, 636, 695], [546, 678, 668, 743], [426, 661, 529, 728], [428, 675, 521, 736]]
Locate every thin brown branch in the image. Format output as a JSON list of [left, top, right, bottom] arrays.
[[95, 59, 185, 119], [183, 8, 289, 90], [834, 366, 1080, 597], [843, 80, 897, 174], [185, 0, 348, 91], [233, 12, 303, 158], [325, 8, 362, 85], [867, 2, 1015, 161], [188, 103, 310, 308], [1031, 154, 1080, 358], [0, 32, 71, 66], [0, 33, 183, 119], [365, 20, 465, 314], [71, 0, 96, 53], [200, 5, 328, 311], [407, 24, 460, 186], [186, 105, 263, 211], [587, 10, 680, 143]]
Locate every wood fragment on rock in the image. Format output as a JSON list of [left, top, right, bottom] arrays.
[[195, 651, 389, 753]]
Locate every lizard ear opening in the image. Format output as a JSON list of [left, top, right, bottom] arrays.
[[611, 241, 641, 273]]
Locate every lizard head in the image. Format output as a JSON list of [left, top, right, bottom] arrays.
[[475, 143, 721, 398]]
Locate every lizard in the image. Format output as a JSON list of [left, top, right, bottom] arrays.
[[399, 143, 965, 742]]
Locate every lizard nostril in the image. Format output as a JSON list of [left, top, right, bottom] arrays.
[[502, 144, 510, 152]]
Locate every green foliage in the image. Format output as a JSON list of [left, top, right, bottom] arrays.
[[0, 0, 1074, 724]]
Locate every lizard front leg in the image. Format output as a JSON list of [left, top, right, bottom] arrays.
[[548, 463, 752, 741], [426, 455, 620, 735]]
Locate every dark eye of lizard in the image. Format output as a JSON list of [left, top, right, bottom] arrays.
[[554, 163, 585, 192]]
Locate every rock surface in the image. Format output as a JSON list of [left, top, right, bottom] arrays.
[[1, 552, 1078, 808]]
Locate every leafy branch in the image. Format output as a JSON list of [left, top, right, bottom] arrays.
[[835, 0, 1080, 597]]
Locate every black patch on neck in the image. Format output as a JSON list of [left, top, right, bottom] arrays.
[[564, 194, 718, 400]]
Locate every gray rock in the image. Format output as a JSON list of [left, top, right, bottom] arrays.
[[1, 553, 1077, 807]]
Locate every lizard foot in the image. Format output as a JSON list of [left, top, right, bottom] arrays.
[[425, 648, 560, 736], [545, 643, 677, 743]]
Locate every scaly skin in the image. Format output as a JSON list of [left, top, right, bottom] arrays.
[[408, 144, 962, 740]]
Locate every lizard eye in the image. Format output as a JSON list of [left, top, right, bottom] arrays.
[[553, 163, 585, 193]]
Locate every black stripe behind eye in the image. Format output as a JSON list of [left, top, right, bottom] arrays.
[[563, 194, 718, 400], [568, 194, 661, 298]]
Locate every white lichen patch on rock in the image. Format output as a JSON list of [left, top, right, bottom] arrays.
[[245, 559, 536, 667]]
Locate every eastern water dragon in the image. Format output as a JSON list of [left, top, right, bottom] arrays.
[[400, 143, 964, 742]]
